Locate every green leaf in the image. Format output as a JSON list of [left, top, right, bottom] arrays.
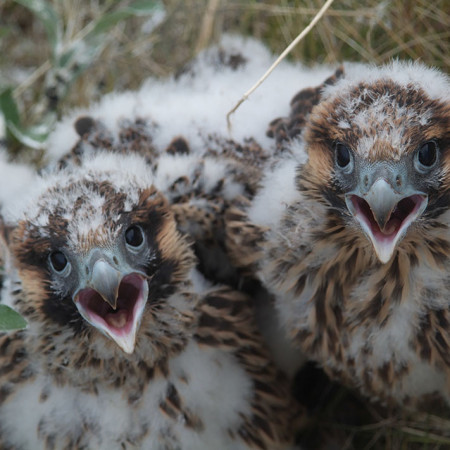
[[88, 0, 164, 37], [14, 0, 61, 53], [0, 88, 20, 128], [0, 88, 52, 149], [7, 122, 49, 149], [0, 305, 27, 331], [0, 25, 11, 40], [126, 0, 164, 14]]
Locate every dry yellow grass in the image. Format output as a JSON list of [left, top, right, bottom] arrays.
[[1, 0, 448, 124]]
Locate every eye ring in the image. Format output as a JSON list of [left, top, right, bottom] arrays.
[[49, 251, 69, 274], [415, 140, 438, 171], [125, 225, 144, 249], [334, 142, 354, 172]]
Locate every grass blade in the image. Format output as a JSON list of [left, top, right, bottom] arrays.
[[88, 0, 164, 37]]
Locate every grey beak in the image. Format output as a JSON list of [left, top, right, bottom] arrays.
[[364, 179, 404, 231], [88, 259, 122, 309]]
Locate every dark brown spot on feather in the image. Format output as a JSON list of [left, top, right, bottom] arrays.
[[314, 283, 327, 326], [194, 333, 220, 346], [74, 116, 95, 136], [166, 383, 181, 409], [0, 384, 13, 404], [138, 360, 155, 380], [252, 414, 274, 440], [166, 137, 190, 155], [198, 313, 234, 332]]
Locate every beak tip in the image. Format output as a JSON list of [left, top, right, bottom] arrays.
[[104, 296, 118, 310], [90, 259, 122, 309]]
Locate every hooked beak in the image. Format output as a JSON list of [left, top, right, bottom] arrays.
[[346, 178, 427, 264], [87, 259, 121, 309], [74, 258, 148, 354]]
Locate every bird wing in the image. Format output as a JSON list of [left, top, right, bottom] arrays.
[[267, 66, 344, 154], [225, 200, 269, 277], [224, 68, 346, 278], [195, 286, 303, 448]]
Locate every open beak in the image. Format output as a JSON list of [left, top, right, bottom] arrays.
[[74, 258, 148, 354], [346, 177, 427, 264]]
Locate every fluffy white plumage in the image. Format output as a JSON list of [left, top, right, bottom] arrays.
[[45, 35, 334, 164], [323, 60, 450, 103]]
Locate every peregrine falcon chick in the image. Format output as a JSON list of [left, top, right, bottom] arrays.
[[227, 60, 450, 409], [0, 151, 300, 449]]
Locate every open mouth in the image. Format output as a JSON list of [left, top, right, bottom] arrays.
[[348, 194, 426, 263], [350, 194, 424, 238], [75, 273, 148, 353]]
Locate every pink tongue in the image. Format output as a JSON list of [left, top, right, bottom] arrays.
[[382, 218, 401, 236], [105, 310, 128, 329]]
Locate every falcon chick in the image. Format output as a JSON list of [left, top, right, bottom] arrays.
[[42, 35, 334, 290], [227, 61, 450, 409], [0, 149, 300, 448], [42, 35, 333, 380]]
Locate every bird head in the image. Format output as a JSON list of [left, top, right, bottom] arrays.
[[301, 62, 450, 263], [2, 153, 195, 354]]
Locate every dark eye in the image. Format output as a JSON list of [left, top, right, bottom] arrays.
[[335, 143, 353, 169], [416, 141, 438, 169], [125, 225, 144, 248], [49, 251, 68, 273]]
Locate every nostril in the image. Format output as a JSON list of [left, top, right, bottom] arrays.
[[396, 175, 402, 187]]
